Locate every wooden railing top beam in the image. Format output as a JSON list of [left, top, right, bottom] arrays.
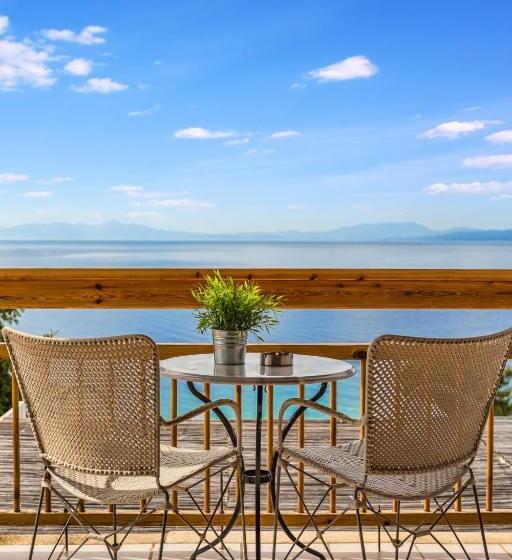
[[1, 268, 512, 309]]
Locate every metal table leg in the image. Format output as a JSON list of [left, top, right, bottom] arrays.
[[270, 383, 328, 560]]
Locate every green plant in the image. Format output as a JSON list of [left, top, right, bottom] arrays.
[[192, 270, 282, 341], [496, 367, 512, 416], [0, 309, 22, 417]]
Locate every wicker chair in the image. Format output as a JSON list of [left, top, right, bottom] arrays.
[[273, 328, 512, 560], [3, 328, 246, 560]]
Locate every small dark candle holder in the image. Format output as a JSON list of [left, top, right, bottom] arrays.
[[260, 351, 293, 367]]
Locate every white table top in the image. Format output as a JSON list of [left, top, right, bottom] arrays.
[[160, 353, 355, 386]]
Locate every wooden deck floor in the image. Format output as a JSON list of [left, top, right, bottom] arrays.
[[1, 408, 511, 518]]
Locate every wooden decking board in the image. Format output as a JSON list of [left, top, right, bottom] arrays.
[[1, 414, 511, 520]]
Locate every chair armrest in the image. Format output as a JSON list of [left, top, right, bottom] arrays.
[[277, 398, 361, 450], [161, 399, 242, 451]]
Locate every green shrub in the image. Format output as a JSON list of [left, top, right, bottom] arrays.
[[0, 310, 22, 417]]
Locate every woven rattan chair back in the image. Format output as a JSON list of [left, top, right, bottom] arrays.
[[3, 328, 160, 476], [364, 328, 512, 475]]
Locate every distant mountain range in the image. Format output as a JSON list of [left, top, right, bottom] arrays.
[[0, 220, 511, 242]]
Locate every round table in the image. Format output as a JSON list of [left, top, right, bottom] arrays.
[[160, 353, 355, 560]]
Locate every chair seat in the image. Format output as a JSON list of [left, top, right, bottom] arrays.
[[281, 440, 467, 500], [50, 445, 237, 504]]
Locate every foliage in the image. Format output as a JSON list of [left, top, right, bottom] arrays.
[[495, 367, 512, 416], [192, 270, 282, 341], [0, 309, 22, 417]]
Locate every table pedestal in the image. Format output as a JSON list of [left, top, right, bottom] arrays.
[[187, 382, 328, 560]]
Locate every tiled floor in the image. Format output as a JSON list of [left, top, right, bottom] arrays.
[[1, 542, 511, 559]]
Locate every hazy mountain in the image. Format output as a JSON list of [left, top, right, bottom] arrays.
[[0, 220, 509, 242]]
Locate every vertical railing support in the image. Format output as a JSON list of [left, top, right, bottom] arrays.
[[171, 379, 178, 511], [297, 384, 305, 513], [267, 385, 274, 513], [329, 381, 337, 513], [204, 383, 211, 513], [11, 373, 20, 512], [486, 404, 495, 512]]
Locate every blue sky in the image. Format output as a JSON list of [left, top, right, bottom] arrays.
[[1, 0, 512, 232]]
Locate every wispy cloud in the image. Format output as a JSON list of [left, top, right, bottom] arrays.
[[128, 104, 161, 117], [462, 106, 481, 112], [174, 127, 235, 139], [64, 58, 92, 76], [290, 82, 306, 90], [268, 130, 300, 139], [463, 154, 512, 169], [308, 55, 378, 82], [244, 148, 275, 156], [223, 137, 250, 146], [0, 172, 29, 183], [146, 198, 215, 210], [110, 185, 143, 193], [0, 14, 9, 35], [485, 130, 512, 145], [22, 191, 53, 198], [0, 25, 55, 89], [36, 176, 73, 185], [425, 181, 512, 195], [419, 120, 498, 139], [72, 77, 128, 94], [41, 25, 107, 45]]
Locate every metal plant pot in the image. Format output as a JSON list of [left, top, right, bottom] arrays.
[[212, 329, 248, 365]]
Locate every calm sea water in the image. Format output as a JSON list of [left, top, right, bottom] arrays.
[[2, 240, 512, 419]]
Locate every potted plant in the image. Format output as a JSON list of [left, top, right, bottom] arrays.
[[192, 270, 282, 365]]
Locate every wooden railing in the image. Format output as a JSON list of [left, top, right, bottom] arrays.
[[1, 268, 512, 528]]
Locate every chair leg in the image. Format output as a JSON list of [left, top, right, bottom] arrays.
[[112, 504, 118, 560], [272, 462, 282, 560], [29, 487, 45, 560], [395, 500, 400, 560], [472, 480, 489, 560], [158, 494, 170, 560], [355, 489, 367, 560]]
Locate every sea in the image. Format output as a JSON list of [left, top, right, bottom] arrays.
[[2, 240, 512, 420]]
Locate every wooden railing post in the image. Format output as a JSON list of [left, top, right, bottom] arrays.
[[329, 381, 337, 513], [11, 374, 20, 513], [297, 384, 305, 513], [267, 386, 274, 513], [486, 404, 495, 511], [204, 383, 211, 513], [171, 379, 178, 511]]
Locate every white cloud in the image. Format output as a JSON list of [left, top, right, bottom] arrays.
[[147, 198, 215, 210], [223, 137, 250, 146], [424, 181, 512, 195], [174, 127, 235, 139], [463, 154, 512, 169], [36, 176, 72, 184], [286, 204, 308, 211], [269, 130, 300, 139], [64, 58, 92, 76], [419, 120, 496, 139], [72, 77, 127, 93], [22, 191, 52, 198], [126, 211, 162, 219], [0, 172, 29, 183], [0, 14, 9, 35], [0, 37, 55, 89], [41, 25, 107, 45], [128, 104, 160, 117], [244, 148, 275, 156], [463, 106, 481, 112], [485, 130, 512, 145], [110, 185, 143, 193], [308, 55, 378, 82], [290, 82, 306, 90]]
